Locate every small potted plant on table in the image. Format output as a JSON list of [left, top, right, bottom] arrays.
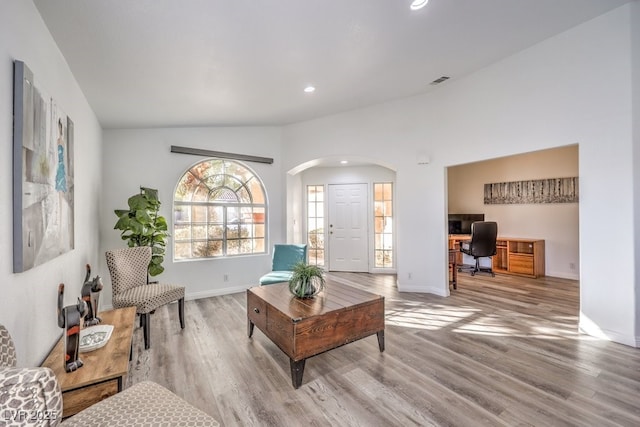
[[288, 262, 325, 298]]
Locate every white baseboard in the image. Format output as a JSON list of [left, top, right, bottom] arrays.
[[578, 319, 639, 348], [185, 285, 251, 301], [397, 282, 448, 297], [100, 284, 253, 312], [545, 270, 579, 280]]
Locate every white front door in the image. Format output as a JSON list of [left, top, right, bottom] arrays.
[[328, 183, 368, 272]]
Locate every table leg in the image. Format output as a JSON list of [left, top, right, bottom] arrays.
[[248, 320, 255, 337], [377, 330, 385, 352], [290, 358, 306, 389], [452, 262, 457, 289]]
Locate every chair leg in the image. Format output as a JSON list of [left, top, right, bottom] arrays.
[[142, 312, 151, 349], [178, 298, 185, 329], [459, 257, 494, 277], [474, 257, 496, 277], [472, 258, 480, 276]]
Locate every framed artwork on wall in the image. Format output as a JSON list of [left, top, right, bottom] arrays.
[[484, 177, 578, 205], [13, 60, 74, 273]]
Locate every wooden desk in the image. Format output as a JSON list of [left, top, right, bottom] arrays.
[[41, 307, 136, 418], [247, 281, 385, 389], [448, 235, 545, 278]]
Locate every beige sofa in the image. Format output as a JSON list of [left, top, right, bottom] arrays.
[[0, 325, 219, 426]]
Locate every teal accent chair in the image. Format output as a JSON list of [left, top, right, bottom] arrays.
[[259, 244, 307, 285]]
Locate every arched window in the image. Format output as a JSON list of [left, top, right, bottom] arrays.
[[173, 159, 267, 260]]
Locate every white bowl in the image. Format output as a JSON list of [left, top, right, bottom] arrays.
[[79, 324, 114, 353]]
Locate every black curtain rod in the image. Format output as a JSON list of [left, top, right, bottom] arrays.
[[170, 145, 273, 164]]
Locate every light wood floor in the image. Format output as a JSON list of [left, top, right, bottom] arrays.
[[127, 272, 640, 426]]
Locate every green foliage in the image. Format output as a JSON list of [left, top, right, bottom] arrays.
[[114, 187, 170, 276], [288, 261, 325, 298]]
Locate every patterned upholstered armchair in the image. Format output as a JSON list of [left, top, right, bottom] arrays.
[[0, 324, 219, 426], [0, 325, 62, 426], [105, 246, 186, 349]]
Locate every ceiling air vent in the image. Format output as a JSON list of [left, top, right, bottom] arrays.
[[430, 76, 450, 85]]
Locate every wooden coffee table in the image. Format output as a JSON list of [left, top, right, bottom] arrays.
[[247, 281, 385, 388], [41, 306, 136, 418]]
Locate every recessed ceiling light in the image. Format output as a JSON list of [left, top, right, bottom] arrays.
[[340, 160, 348, 164], [304, 85, 316, 93], [410, 0, 429, 11]]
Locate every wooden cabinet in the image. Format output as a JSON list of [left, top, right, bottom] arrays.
[[506, 238, 545, 277], [449, 236, 545, 278]]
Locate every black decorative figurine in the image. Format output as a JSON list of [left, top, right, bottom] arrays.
[[81, 264, 103, 326], [57, 283, 87, 372]]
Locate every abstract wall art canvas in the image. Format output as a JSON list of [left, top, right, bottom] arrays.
[[13, 60, 74, 273], [484, 177, 578, 205]]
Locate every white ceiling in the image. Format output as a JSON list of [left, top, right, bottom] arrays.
[[34, 0, 631, 129]]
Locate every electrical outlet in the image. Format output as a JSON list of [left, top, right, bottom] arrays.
[[223, 274, 229, 282], [408, 272, 412, 280]]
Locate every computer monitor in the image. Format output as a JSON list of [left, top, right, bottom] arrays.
[[448, 213, 485, 234]]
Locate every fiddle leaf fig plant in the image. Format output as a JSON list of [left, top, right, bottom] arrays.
[[114, 187, 169, 276]]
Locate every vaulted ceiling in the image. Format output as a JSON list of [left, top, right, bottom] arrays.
[[34, 0, 631, 129]]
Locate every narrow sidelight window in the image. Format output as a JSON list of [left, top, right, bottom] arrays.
[[374, 182, 394, 268], [307, 185, 325, 266]]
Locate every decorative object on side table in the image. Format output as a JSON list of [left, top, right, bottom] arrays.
[[57, 283, 87, 372], [288, 262, 325, 298], [79, 324, 114, 352], [81, 263, 104, 326]]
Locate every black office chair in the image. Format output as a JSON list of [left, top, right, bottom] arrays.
[[459, 221, 498, 277]]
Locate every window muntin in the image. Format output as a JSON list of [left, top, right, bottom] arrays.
[[374, 182, 393, 268], [174, 159, 266, 260], [307, 185, 325, 266]]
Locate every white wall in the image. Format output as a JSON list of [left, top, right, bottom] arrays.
[[632, 0, 640, 340], [283, 5, 638, 345], [448, 145, 579, 279], [0, 1, 103, 366], [100, 127, 284, 307], [300, 165, 395, 187]]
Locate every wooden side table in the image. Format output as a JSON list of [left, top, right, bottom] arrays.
[[41, 306, 136, 418]]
